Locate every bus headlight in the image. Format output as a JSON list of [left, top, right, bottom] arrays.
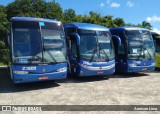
[[129, 63, 137, 67], [13, 71, 29, 74], [151, 62, 155, 66], [57, 67, 67, 72]]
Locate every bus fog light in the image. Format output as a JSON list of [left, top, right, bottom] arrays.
[[57, 67, 67, 72], [13, 71, 29, 74]]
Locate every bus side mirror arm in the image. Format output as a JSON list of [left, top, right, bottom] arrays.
[[70, 33, 81, 60], [71, 33, 80, 46], [112, 35, 121, 47]]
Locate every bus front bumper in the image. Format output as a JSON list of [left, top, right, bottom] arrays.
[[12, 71, 67, 84], [127, 65, 155, 72], [73, 63, 115, 77]]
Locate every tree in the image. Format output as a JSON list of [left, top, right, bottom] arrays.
[[141, 21, 152, 30], [75, 15, 83, 23], [0, 40, 9, 65], [43, 1, 63, 20], [7, 0, 35, 18], [7, 0, 63, 20], [0, 5, 8, 40], [0, 5, 9, 65], [113, 18, 125, 27], [100, 15, 115, 28], [80, 12, 102, 25], [63, 9, 77, 23]]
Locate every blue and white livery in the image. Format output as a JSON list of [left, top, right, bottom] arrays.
[[110, 27, 155, 72], [64, 23, 117, 77], [9, 17, 67, 83]]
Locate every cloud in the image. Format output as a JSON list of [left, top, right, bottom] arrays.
[[146, 16, 160, 23], [152, 28, 160, 34], [100, 3, 105, 7], [126, 1, 134, 7], [110, 2, 120, 8]]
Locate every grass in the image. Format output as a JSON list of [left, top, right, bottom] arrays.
[[0, 61, 7, 66]]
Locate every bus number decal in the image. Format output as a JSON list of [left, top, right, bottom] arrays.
[[22, 67, 37, 71]]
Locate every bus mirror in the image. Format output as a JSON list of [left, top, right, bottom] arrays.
[[112, 35, 121, 47], [71, 33, 80, 45]]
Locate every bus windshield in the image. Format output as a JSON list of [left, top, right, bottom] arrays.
[[12, 21, 66, 64], [125, 30, 155, 60], [78, 29, 114, 62]]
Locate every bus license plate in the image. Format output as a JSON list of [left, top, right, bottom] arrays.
[[142, 68, 147, 71], [98, 71, 104, 74], [39, 76, 48, 80]]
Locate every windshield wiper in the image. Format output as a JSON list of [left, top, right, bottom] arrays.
[[43, 47, 57, 63], [28, 55, 42, 63], [89, 45, 110, 62], [99, 45, 110, 61], [89, 47, 97, 63]]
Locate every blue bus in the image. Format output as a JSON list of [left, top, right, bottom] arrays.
[[64, 23, 120, 77], [110, 27, 155, 73], [8, 17, 67, 83]]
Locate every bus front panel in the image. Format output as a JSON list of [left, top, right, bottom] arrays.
[[67, 27, 115, 77], [11, 63, 67, 83], [10, 18, 67, 83]]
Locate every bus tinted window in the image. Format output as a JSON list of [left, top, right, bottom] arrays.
[[12, 21, 39, 29]]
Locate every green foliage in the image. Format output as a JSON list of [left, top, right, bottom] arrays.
[[0, 5, 9, 40], [63, 8, 77, 24], [113, 18, 125, 27], [0, 41, 9, 65], [100, 15, 116, 28], [126, 21, 152, 30], [7, 0, 63, 20], [0, 40, 5, 49], [43, 1, 63, 20], [0, 5, 9, 65], [141, 21, 152, 30]]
